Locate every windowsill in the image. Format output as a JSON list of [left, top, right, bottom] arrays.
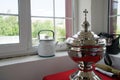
[[1, 50, 120, 69], [0, 51, 68, 67], [109, 53, 120, 69], [110, 53, 120, 57]]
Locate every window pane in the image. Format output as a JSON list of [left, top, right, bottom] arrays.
[[109, 0, 120, 15], [0, 0, 18, 14], [31, 18, 54, 46], [0, 0, 19, 44], [55, 19, 66, 42], [109, 16, 120, 33], [55, 0, 65, 17], [0, 15, 19, 44], [116, 16, 120, 33], [117, 0, 120, 15], [31, 0, 53, 16], [109, 0, 120, 33], [31, 0, 73, 46], [109, 17, 117, 33]]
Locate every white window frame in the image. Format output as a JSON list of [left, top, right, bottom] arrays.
[[0, 0, 79, 58], [0, 0, 32, 58]]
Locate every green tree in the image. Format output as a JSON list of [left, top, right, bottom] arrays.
[[56, 26, 66, 41], [0, 16, 18, 36], [32, 20, 54, 38], [0, 16, 66, 42]]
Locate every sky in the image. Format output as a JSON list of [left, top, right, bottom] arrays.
[[31, 0, 65, 17], [0, 0, 18, 14], [0, 0, 65, 17]]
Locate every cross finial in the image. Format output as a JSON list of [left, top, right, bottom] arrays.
[[82, 9, 89, 32], [83, 9, 88, 17]]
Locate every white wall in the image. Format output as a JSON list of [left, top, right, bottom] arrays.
[[73, 0, 80, 34], [91, 0, 108, 34], [78, 0, 108, 34], [0, 56, 77, 80], [79, 0, 91, 30]]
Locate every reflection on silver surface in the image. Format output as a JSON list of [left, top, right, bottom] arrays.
[[66, 9, 106, 80]]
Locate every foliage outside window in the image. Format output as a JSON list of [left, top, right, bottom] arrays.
[[0, 16, 19, 36]]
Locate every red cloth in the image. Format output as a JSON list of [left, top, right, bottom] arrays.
[[43, 69, 119, 80]]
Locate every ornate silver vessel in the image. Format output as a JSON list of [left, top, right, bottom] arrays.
[[66, 9, 106, 80]]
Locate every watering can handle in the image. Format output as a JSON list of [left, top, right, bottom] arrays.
[[38, 30, 55, 40]]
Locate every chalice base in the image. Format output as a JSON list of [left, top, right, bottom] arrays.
[[70, 70, 101, 80]]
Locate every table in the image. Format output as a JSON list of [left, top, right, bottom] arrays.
[[43, 69, 119, 80]]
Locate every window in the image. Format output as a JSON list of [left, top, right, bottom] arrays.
[[0, 0, 75, 58], [0, 0, 29, 56], [0, 0, 19, 44], [108, 0, 120, 34], [31, 0, 73, 46], [0, 0, 31, 57]]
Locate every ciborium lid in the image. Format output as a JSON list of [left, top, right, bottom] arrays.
[[66, 9, 100, 47]]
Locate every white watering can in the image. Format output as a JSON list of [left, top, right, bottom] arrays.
[[37, 30, 57, 57]]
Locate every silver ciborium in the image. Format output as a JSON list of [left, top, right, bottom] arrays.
[[66, 9, 106, 80]]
